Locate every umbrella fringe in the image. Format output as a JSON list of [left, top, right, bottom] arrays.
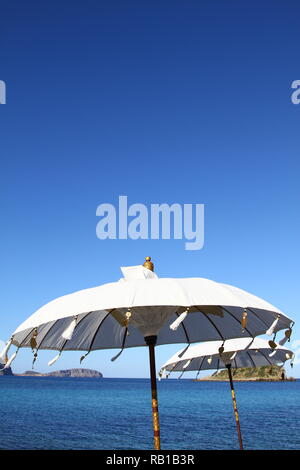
[[279, 336, 288, 346], [207, 355, 213, 364], [32, 352, 38, 369], [158, 368, 167, 381], [290, 353, 295, 368], [62, 316, 78, 340], [1, 348, 19, 369], [218, 341, 225, 355], [30, 328, 38, 351], [169, 309, 189, 331], [29, 329, 39, 369], [111, 326, 128, 361], [266, 315, 280, 335], [241, 309, 248, 332], [48, 352, 62, 366], [0, 336, 14, 362], [183, 359, 191, 369], [268, 339, 277, 350], [279, 328, 292, 346]]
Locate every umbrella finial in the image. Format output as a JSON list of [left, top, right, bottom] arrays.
[[143, 256, 154, 271]]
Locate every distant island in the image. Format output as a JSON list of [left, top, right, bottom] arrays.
[[198, 365, 295, 382], [18, 368, 103, 378], [0, 365, 103, 378]]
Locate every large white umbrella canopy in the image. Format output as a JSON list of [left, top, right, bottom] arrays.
[[9, 267, 294, 352], [1, 259, 295, 450], [159, 337, 294, 375]]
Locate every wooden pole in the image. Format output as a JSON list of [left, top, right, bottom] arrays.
[[226, 364, 244, 450], [145, 335, 161, 450]]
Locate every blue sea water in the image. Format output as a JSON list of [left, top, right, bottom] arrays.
[[0, 376, 299, 450]]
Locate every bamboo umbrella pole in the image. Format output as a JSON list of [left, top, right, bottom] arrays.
[[226, 363, 243, 450], [145, 335, 161, 450]]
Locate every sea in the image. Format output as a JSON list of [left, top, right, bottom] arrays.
[[0, 376, 299, 450]]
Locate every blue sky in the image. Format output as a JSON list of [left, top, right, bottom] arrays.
[[1, 0, 299, 378]]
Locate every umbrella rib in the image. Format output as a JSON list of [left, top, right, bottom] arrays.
[[169, 362, 179, 374], [37, 312, 92, 350], [246, 351, 256, 368], [38, 320, 59, 349], [19, 328, 37, 347], [86, 310, 114, 352], [257, 349, 274, 367], [120, 325, 129, 350], [186, 357, 194, 371], [220, 306, 254, 337], [12, 328, 37, 350], [37, 320, 60, 349], [198, 310, 225, 341], [246, 307, 270, 328], [197, 356, 206, 376]]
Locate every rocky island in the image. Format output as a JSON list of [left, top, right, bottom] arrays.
[[11, 368, 103, 378], [199, 365, 295, 381]]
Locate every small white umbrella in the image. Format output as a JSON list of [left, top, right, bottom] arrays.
[[0, 258, 295, 449], [159, 337, 294, 450]]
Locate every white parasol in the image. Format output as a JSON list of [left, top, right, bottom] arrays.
[[0, 258, 295, 449], [159, 337, 294, 450]]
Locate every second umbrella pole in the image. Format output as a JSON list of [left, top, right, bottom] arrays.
[[226, 363, 244, 450], [145, 335, 161, 450]]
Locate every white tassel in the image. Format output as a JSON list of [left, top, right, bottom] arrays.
[[207, 355, 213, 365], [269, 350, 277, 357], [4, 351, 18, 368], [158, 369, 167, 381], [48, 352, 61, 366], [0, 337, 13, 362], [62, 316, 78, 340], [279, 329, 291, 346], [290, 353, 295, 368], [266, 316, 280, 335], [279, 336, 288, 346], [285, 353, 292, 360], [170, 309, 189, 331], [183, 359, 191, 369]]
